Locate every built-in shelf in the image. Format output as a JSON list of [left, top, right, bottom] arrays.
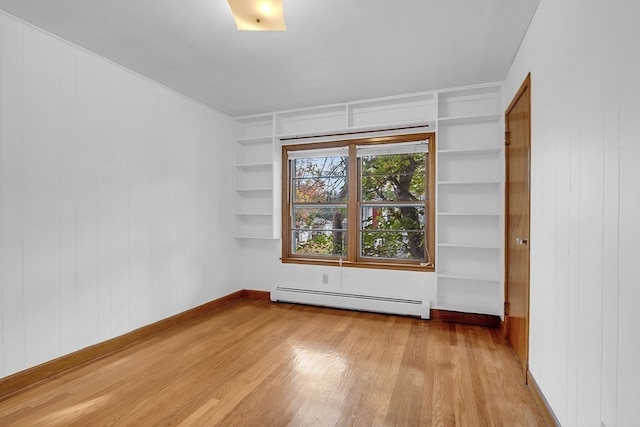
[[234, 82, 505, 317], [435, 83, 504, 317], [437, 113, 501, 125], [348, 92, 435, 128], [235, 162, 272, 169], [273, 92, 437, 138], [236, 136, 272, 145], [437, 274, 502, 316], [234, 115, 274, 140], [436, 272, 502, 281], [233, 114, 279, 239], [437, 85, 501, 122], [234, 235, 277, 240], [275, 104, 347, 136]]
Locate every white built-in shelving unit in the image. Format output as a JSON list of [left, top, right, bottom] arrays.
[[233, 115, 280, 239], [233, 93, 436, 238], [436, 84, 503, 315], [233, 83, 504, 316]]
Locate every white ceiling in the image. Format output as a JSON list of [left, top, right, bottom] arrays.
[[0, 0, 539, 117]]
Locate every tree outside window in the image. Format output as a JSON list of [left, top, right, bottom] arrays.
[[283, 133, 435, 272]]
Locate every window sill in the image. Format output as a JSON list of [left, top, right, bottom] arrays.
[[281, 257, 435, 273]]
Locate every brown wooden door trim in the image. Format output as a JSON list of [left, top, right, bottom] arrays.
[[505, 73, 532, 117], [504, 73, 532, 381]]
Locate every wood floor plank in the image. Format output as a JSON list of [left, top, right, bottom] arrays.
[[0, 300, 546, 426], [384, 320, 429, 426]]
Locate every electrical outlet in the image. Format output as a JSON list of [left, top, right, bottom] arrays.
[[322, 273, 329, 284]]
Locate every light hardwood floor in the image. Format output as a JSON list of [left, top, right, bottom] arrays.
[[0, 299, 546, 426]]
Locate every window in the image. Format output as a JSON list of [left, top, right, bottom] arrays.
[[282, 133, 435, 271]]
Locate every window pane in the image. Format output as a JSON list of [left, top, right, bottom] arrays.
[[361, 153, 425, 202], [361, 206, 425, 230], [293, 157, 348, 202], [293, 206, 347, 256], [361, 206, 425, 260], [361, 231, 425, 260], [284, 135, 434, 268], [293, 230, 347, 256]]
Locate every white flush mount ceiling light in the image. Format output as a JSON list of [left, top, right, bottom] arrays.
[[227, 0, 286, 31]]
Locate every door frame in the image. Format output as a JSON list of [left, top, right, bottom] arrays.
[[504, 73, 532, 379]]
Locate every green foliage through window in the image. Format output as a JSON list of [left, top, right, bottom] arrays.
[[284, 134, 434, 268]]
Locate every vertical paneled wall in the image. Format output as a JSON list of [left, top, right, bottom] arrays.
[[0, 12, 236, 378], [503, 1, 640, 426]]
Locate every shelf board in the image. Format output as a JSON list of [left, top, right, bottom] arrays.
[[437, 180, 502, 185], [437, 84, 501, 99], [235, 212, 272, 216], [235, 162, 272, 169], [277, 103, 347, 118], [437, 272, 501, 282], [437, 113, 501, 125], [235, 136, 273, 145], [234, 235, 277, 240], [348, 91, 435, 107], [437, 148, 501, 155], [234, 187, 273, 192], [437, 212, 501, 216], [438, 243, 501, 249]]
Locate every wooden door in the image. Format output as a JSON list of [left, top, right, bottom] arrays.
[[505, 74, 531, 379]]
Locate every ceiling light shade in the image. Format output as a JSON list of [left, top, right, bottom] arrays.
[[227, 0, 286, 31]]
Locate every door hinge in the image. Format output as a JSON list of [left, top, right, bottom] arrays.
[[504, 302, 510, 316], [505, 131, 511, 146]]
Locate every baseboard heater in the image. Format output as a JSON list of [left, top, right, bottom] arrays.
[[271, 286, 430, 319]]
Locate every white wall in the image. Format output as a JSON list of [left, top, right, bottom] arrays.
[[0, 12, 236, 378], [503, 1, 640, 426], [237, 239, 437, 309]]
